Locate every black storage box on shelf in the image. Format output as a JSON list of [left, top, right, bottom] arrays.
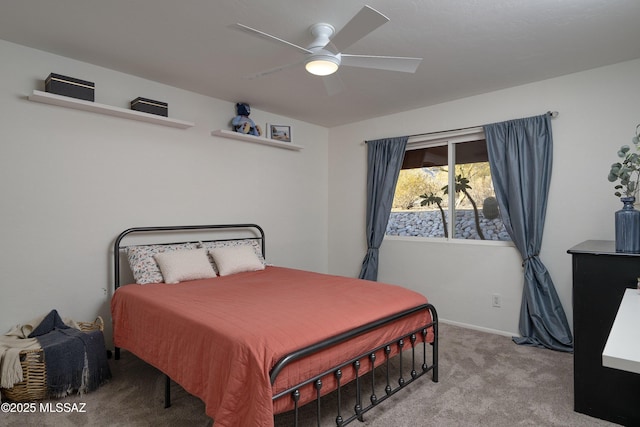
[[45, 73, 95, 102], [130, 97, 168, 117]]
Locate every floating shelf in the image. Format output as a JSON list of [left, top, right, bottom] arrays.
[[211, 129, 303, 151], [28, 90, 194, 129]]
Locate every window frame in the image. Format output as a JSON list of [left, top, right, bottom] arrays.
[[386, 127, 513, 247]]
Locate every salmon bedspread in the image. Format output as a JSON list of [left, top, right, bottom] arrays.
[[111, 266, 433, 427]]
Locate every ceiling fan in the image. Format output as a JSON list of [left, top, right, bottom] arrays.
[[234, 5, 422, 93]]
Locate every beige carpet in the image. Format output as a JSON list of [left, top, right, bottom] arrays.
[[1, 323, 616, 426]]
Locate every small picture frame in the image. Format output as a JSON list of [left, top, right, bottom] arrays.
[[267, 124, 291, 142]]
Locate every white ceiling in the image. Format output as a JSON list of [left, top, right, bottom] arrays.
[[2, 0, 640, 127]]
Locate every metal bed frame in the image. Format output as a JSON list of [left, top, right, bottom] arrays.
[[113, 224, 438, 426]]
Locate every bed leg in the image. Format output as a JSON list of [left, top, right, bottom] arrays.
[[115, 347, 120, 360], [432, 322, 439, 383], [432, 344, 439, 383], [315, 379, 323, 426], [165, 374, 171, 408]]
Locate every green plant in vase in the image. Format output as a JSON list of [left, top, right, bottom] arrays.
[[608, 124, 640, 253], [608, 124, 640, 198]]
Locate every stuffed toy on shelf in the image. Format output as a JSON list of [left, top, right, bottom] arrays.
[[232, 102, 262, 136]]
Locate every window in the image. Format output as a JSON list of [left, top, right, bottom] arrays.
[[387, 128, 511, 242]]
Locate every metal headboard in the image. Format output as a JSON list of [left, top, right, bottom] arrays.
[[113, 223, 265, 289]]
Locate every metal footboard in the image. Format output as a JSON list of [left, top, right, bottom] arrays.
[[271, 303, 438, 426]]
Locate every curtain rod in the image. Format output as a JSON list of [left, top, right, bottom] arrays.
[[369, 111, 559, 141]]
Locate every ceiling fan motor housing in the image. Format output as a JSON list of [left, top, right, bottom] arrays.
[[307, 23, 335, 49]]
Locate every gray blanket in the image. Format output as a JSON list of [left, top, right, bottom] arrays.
[[29, 310, 111, 396]]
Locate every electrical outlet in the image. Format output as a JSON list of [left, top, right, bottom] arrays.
[[492, 293, 501, 308]]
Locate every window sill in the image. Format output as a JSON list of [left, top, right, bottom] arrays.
[[384, 234, 515, 247]]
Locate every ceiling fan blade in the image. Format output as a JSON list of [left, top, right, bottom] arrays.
[[234, 23, 312, 54], [330, 5, 389, 52], [322, 74, 345, 96], [340, 54, 423, 73], [244, 59, 305, 80]]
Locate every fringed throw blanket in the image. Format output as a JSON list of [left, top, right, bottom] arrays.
[[29, 310, 111, 397]]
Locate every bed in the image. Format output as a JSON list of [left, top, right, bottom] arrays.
[[111, 224, 438, 426]]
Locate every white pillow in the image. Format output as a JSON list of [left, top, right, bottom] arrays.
[[153, 249, 217, 284], [127, 243, 197, 284], [208, 245, 266, 276], [199, 239, 266, 274]]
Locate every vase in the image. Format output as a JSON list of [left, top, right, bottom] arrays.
[[615, 196, 640, 253]]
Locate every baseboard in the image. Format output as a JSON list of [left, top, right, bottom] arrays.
[[439, 318, 520, 338]]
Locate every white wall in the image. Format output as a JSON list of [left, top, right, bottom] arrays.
[[328, 58, 640, 336], [0, 40, 329, 343]]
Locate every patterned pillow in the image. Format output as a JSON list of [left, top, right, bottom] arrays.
[[199, 239, 266, 274], [126, 242, 197, 284]]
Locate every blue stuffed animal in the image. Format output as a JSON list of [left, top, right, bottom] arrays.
[[232, 103, 262, 136]]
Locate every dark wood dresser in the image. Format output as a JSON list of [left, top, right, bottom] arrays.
[[568, 240, 640, 425]]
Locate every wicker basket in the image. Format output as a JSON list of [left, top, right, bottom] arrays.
[[1, 316, 104, 402]]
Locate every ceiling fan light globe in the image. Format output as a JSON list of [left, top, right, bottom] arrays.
[[305, 56, 340, 76]]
